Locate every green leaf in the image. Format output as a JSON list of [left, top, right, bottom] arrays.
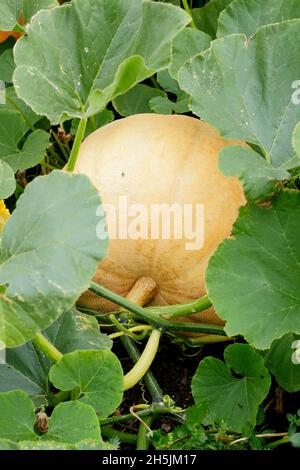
[[45, 401, 101, 443], [0, 48, 15, 82], [0, 342, 48, 406], [179, 21, 300, 167], [0, 161, 15, 199], [71, 109, 114, 139], [0, 0, 22, 30], [49, 350, 124, 418], [113, 84, 165, 117], [13, 0, 189, 123], [0, 390, 104, 446], [219, 146, 289, 202], [292, 122, 300, 157], [169, 28, 211, 79], [46, 308, 112, 353], [17, 439, 115, 450], [265, 333, 300, 393], [0, 390, 36, 441], [206, 191, 300, 349], [192, 344, 271, 433], [149, 96, 174, 115], [0, 171, 107, 347], [290, 433, 300, 448], [191, 0, 234, 38], [23, 0, 59, 24], [0, 309, 111, 403], [11, 129, 49, 171], [0, 86, 41, 129], [218, 0, 300, 38], [0, 110, 48, 171]]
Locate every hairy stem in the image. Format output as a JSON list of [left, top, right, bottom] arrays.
[[147, 295, 212, 318], [137, 416, 152, 450]]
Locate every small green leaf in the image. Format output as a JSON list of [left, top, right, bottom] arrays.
[[218, 0, 300, 38], [13, 0, 189, 123], [191, 0, 234, 38], [0, 161, 15, 199], [10, 129, 49, 171], [192, 344, 271, 433], [49, 350, 124, 418], [113, 84, 165, 117], [169, 28, 210, 79], [0, 171, 107, 347], [179, 21, 300, 167], [0, 390, 36, 441], [265, 333, 300, 393], [290, 433, 300, 448], [149, 96, 174, 115], [206, 191, 300, 349], [45, 401, 101, 443], [219, 146, 289, 202]]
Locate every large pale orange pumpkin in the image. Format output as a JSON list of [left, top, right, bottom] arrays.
[[74, 114, 246, 327]]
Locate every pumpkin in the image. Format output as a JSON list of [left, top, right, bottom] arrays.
[[74, 114, 246, 327]]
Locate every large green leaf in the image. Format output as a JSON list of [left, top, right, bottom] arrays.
[[13, 0, 189, 123], [49, 350, 124, 418], [219, 146, 289, 203], [192, 344, 271, 433], [0, 161, 15, 199], [265, 333, 300, 393], [206, 191, 300, 349], [191, 0, 234, 38], [0, 171, 107, 347], [179, 21, 300, 167], [0, 309, 111, 404], [217, 0, 300, 38], [0, 109, 49, 172]]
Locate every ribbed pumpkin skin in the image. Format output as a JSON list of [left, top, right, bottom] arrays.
[[74, 114, 246, 326]]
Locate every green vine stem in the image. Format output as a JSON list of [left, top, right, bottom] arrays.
[[137, 416, 153, 450], [101, 426, 137, 445], [182, 0, 196, 28], [66, 117, 87, 171], [121, 335, 163, 402], [123, 329, 161, 391], [101, 404, 180, 426], [147, 295, 212, 318], [89, 281, 226, 336], [109, 324, 152, 340], [32, 332, 63, 362]]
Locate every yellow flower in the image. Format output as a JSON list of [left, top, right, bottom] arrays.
[[0, 201, 10, 234]]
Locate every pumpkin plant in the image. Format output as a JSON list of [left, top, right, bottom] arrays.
[[0, 0, 300, 451]]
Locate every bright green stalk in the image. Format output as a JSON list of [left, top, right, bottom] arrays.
[[32, 332, 63, 362], [66, 117, 87, 171]]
